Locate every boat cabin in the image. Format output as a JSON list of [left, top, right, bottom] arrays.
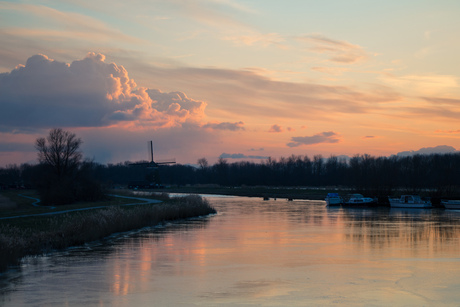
[[401, 195, 422, 203]]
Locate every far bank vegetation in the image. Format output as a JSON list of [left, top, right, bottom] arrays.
[[1, 128, 459, 200], [2, 152, 460, 199]]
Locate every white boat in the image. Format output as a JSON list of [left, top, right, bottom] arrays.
[[343, 194, 376, 207], [325, 193, 342, 206], [441, 200, 460, 210], [388, 195, 432, 208]]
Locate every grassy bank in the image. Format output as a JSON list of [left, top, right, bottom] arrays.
[[0, 190, 140, 219], [0, 192, 216, 272]]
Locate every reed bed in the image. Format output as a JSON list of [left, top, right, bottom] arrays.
[[0, 194, 216, 272]]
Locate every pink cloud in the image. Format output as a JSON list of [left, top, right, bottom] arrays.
[[287, 131, 340, 147], [299, 34, 368, 64], [202, 121, 245, 131], [146, 65, 399, 124], [422, 97, 460, 105], [0, 53, 207, 131], [435, 129, 460, 134], [269, 124, 283, 133]]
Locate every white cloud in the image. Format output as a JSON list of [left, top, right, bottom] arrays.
[[299, 35, 368, 64], [0, 3, 140, 44], [381, 73, 458, 96], [223, 32, 287, 48], [396, 145, 457, 157]]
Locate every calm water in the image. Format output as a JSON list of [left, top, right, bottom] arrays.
[[1, 196, 460, 306]]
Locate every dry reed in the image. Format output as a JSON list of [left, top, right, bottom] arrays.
[[0, 195, 216, 272]]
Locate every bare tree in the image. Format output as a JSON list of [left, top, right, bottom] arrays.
[[35, 128, 83, 178], [197, 157, 209, 169], [34, 129, 105, 205]]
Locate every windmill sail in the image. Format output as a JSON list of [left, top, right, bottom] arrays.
[[130, 140, 175, 168], [148, 140, 153, 163]]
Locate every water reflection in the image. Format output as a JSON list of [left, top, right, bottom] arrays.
[[1, 197, 460, 306], [106, 219, 215, 297], [339, 208, 459, 245]]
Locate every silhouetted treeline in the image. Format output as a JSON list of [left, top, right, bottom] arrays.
[[2, 152, 460, 197], [0, 161, 105, 205]]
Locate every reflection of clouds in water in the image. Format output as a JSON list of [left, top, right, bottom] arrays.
[[340, 208, 460, 251], [200, 279, 295, 300], [3, 197, 460, 306]]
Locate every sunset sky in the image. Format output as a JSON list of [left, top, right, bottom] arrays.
[[1, 0, 460, 167]]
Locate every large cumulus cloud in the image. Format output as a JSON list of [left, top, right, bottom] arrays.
[[0, 53, 207, 131]]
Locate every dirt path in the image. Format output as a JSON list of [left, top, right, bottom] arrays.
[[0, 194, 162, 220]]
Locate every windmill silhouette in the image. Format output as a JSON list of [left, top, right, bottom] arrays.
[[129, 141, 175, 188], [130, 140, 175, 168]]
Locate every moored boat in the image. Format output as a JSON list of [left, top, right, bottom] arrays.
[[441, 200, 460, 210], [342, 194, 376, 207], [388, 195, 432, 208], [325, 193, 343, 206]]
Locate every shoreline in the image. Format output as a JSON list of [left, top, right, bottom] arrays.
[[0, 194, 162, 220], [154, 186, 454, 207], [153, 186, 330, 200], [0, 193, 216, 273]]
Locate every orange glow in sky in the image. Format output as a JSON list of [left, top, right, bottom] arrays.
[[1, 1, 459, 166]]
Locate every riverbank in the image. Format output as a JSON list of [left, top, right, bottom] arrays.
[[0, 192, 216, 272], [156, 185, 456, 206], [156, 185, 334, 200]]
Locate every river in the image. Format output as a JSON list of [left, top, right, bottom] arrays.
[[1, 196, 460, 306]]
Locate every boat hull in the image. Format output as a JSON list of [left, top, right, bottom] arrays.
[[325, 193, 342, 206], [342, 194, 377, 207], [389, 202, 432, 208], [444, 204, 460, 210], [442, 200, 460, 210], [326, 198, 342, 206], [388, 195, 432, 209], [342, 201, 378, 208]]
